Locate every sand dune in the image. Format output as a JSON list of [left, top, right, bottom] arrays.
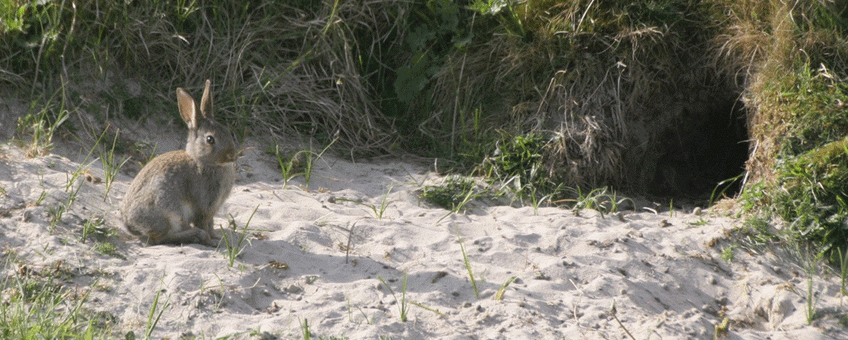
[[0, 138, 846, 339]]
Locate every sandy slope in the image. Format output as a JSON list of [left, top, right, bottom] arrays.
[[1, 138, 847, 340]]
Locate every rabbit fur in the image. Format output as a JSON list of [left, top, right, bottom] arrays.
[[121, 80, 237, 246]]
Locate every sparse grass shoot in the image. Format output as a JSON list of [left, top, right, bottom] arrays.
[[143, 288, 170, 340], [806, 258, 820, 324], [455, 229, 479, 299], [839, 247, 848, 298], [494, 275, 518, 301], [274, 144, 305, 187], [221, 205, 259, 267], [49, 181, 84, 231], [99, 128, 130, 200], [302, 137, 338, 188], [377, 274, 409, 322]]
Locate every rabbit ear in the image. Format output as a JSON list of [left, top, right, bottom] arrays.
[[200, 79, 213, 119], [177, 87, 198, 130]]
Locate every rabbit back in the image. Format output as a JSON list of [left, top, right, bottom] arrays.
[[121, 150, 235, 245], [121, 151, 201, 244]]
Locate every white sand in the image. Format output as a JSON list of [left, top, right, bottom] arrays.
[[1, 136, 846, 339]]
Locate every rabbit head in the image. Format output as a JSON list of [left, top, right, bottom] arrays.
[[178, 79, 238, 165]]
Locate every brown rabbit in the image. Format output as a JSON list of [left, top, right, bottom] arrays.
[[121, 80, 237, 246]]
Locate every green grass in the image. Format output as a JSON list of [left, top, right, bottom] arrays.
[[455, 229, 479, 299], [93, 242, 117, 257], [420, 176, 478, 212], [741, 137, 848, 263], [839, 247, 848, 298], [805, 258, 821, 324], [48, 181, 83, 231], [300, 317, 348, 340], [98, 127, 130, 200], [559, 187, 631, 218], [302, 137, 338, 188], [14, 87, 70, 158], [274, 144, 304, 187], [0, 259, 113, 339], [334, 185, 394, 219], [377, 274, 409, 322], [720, 244, 737, 263], [143, 288, 170, 340], [494, 275, 518, 301], [220, 205, 259, 267]]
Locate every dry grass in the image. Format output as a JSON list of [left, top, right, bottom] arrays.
[[1, 1, 410, 156], [2, 0, 847, 204]]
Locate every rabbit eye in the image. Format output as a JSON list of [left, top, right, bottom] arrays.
[[206, 135, 215, 145]]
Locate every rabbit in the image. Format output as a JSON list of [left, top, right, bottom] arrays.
[[121, 79, 238, 246]]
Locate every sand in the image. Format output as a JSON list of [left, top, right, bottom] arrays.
[[1, 135, 846, 339]]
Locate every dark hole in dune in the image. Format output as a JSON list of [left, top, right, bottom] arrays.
[[647, 94, 749, 200]]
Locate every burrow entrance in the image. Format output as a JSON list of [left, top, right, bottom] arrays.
[[642, 93, 750, 200]]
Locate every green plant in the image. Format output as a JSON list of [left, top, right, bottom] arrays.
[[720, 244, 737, 262], [377, 274, 409, 322], [494, 275, 517, 301], [373, 185, 393, 219], [669, 200, 675, 218], [274, 144, 304, 187], [485, 132, 551, 197], [805, 259, 820, 324], [750, 139, 848, 262], [561, 187, 631, 217], [99, 128, 130, 200], [334, 185, 394, 219], [420, 176, 478, 212], [609, 300, 637, 340], [0, 1, 28, 33], [144, 288, 170, 340], [49, 181, 83, 231], [469, 0, 528, 40], [15, 87, 71, 158], [709, 173, 744, 206], [0, 259, 112, 339], [714, 316, 730, 339], [302, 137, 338, 188], [456, 229, 479, 298], [80, 216, 105, 243], [347, 299, 372, 325], [31, 190, 47, 207], [408, 301, 445, 317], [64, 130, 103, 193], [301, 318, 311, 340], [94, 242, 117, 257], [221, 205, 259, 267], [839, 247, 848, 298], [689, 217, 708, 226]]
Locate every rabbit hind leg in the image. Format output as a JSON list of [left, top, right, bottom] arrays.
[[135, 211, 214, 246]]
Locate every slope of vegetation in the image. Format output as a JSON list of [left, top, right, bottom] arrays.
[[3, 0, 848, 262]]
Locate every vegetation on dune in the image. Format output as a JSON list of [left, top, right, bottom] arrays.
[[730, 0, 848, 263], [3, 0, 848, 262]]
